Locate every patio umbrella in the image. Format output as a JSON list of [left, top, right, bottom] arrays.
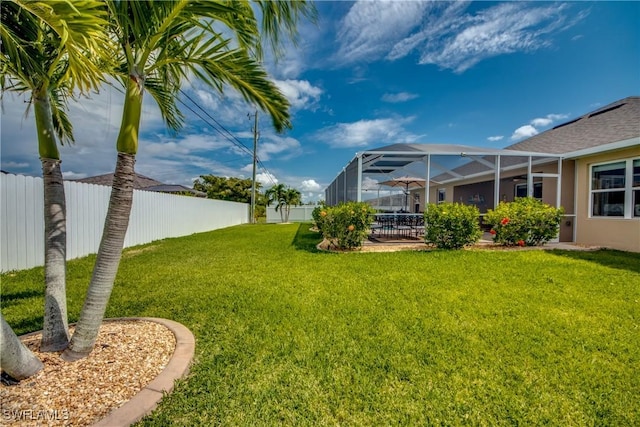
[[379, 176, 427, 212]]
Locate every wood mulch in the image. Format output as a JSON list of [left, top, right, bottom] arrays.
[[0, 320, 176, 427]]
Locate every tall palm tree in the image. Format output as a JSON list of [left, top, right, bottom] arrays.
[[63, 0, 316, 361], [0, 0, 110, 352]]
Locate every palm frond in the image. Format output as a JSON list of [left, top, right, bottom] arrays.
[[255, 0, 317, 59], [48, 86, 74, 145], [11, 0, 113, 93], [144, 76, 183, 132], [0, 1, 48, 87]]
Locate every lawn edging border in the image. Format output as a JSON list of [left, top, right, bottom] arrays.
[[91, 317, 195, 427]]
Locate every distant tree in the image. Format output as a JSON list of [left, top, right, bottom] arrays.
[[193, 175, 260, 203], [265, 183, 287, 222], [265, 184, 301, 222], [283, 187, 302, 222]]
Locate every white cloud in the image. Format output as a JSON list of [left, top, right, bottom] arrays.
[[511, 113, 569, 141], [511, 125, 539, 141], [62, 170, 88, 179], [362, 176, 380, 190], [258, 135, 302, 161], [336, 1, 586, 73], [256, 172, 278, 186], [530, 117, 553, 127], [381, 92, 419, 103], [1, 161, 29, 169], [314, 117, 420, 148], [300, 179, 321, 192], [488, 135, 504, 142], [335, 1, 429, 65], [419, 3, 580, 73], [273, 79, 323, 111]]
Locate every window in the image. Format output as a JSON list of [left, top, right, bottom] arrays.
[[515, 182, 542, 199], [437, 188, 446, 203], [590, 158, 640, 218]]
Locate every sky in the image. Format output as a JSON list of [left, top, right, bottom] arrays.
[[1, 1, 639, 203]]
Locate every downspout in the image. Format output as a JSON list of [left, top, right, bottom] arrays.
[[556, 157, 562, 209], [573, 159, 578, 243]]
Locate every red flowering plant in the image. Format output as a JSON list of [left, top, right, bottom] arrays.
[[484, 197, 564, 246]]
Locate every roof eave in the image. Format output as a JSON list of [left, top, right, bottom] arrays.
[[563, 137, 640, 159]]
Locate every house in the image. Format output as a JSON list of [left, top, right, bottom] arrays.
[[326, 96, 640, 252], [74, 173, 206, 197]]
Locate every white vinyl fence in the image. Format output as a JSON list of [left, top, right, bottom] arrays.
[[1, 173, 249, 272], [266, 206, 316, 223]]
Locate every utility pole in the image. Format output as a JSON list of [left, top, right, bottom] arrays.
[[250, 111, 258, 223]]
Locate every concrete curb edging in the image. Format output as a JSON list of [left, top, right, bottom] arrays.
[[91, 317, 195, 427]]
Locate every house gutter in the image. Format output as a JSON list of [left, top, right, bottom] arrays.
[[563, 137, 640, 159]]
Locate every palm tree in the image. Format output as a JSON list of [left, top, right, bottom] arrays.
[[266, 183, 287, 223], [0, 0, 110, 352], [283, 187, 302, 223], [0, 313, 43, 380], [265, 184, 301, 222], [63, 0, 316, 361]]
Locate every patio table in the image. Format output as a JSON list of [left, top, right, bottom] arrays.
[[370, 213, 424, 239]]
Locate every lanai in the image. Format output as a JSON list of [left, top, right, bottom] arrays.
[[325, 143, 565, 213]]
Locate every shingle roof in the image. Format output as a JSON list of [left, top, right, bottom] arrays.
[[142, 184, 206, 197], [506, 96, 640, 154], [74, 173, 164, 189]]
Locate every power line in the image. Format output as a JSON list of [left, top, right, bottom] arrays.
[[176, 97, 253, 157], [179, 89, 254, 155], [176, 89, 279, 188]]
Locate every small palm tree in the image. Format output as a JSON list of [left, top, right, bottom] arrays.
[[0, 0, 110, 354], [283, 187, 302, 222], [63, 0, 316, 361], [266, 183, 287, 222], [266, 184, 301, 222]]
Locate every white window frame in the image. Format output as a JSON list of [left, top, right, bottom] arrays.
[[589, 157, 640, 219], [437, 188, 446, 204]]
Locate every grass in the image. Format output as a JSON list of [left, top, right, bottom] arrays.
[[2, 223, 639, 426]]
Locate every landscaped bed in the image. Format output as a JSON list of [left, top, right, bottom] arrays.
[[2, 223, 639, 425]]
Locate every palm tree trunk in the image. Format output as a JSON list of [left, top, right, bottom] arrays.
[[62, 76, 142, 362], [62, 153, 136, 361], [34, 90, 69, 351], [40, 158, 70, 351], [0, 313, 43, 380]]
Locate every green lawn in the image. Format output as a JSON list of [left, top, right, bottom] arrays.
[[2, 224, 639, 426]]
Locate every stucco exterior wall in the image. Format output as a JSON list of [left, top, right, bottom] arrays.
[[574, 146, 640, 252]]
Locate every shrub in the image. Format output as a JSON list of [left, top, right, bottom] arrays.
[[311, 203, 328, 233], [424, 202, 482, 249], [322, 202, 375, 250], [484, 197, 564, 246]]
